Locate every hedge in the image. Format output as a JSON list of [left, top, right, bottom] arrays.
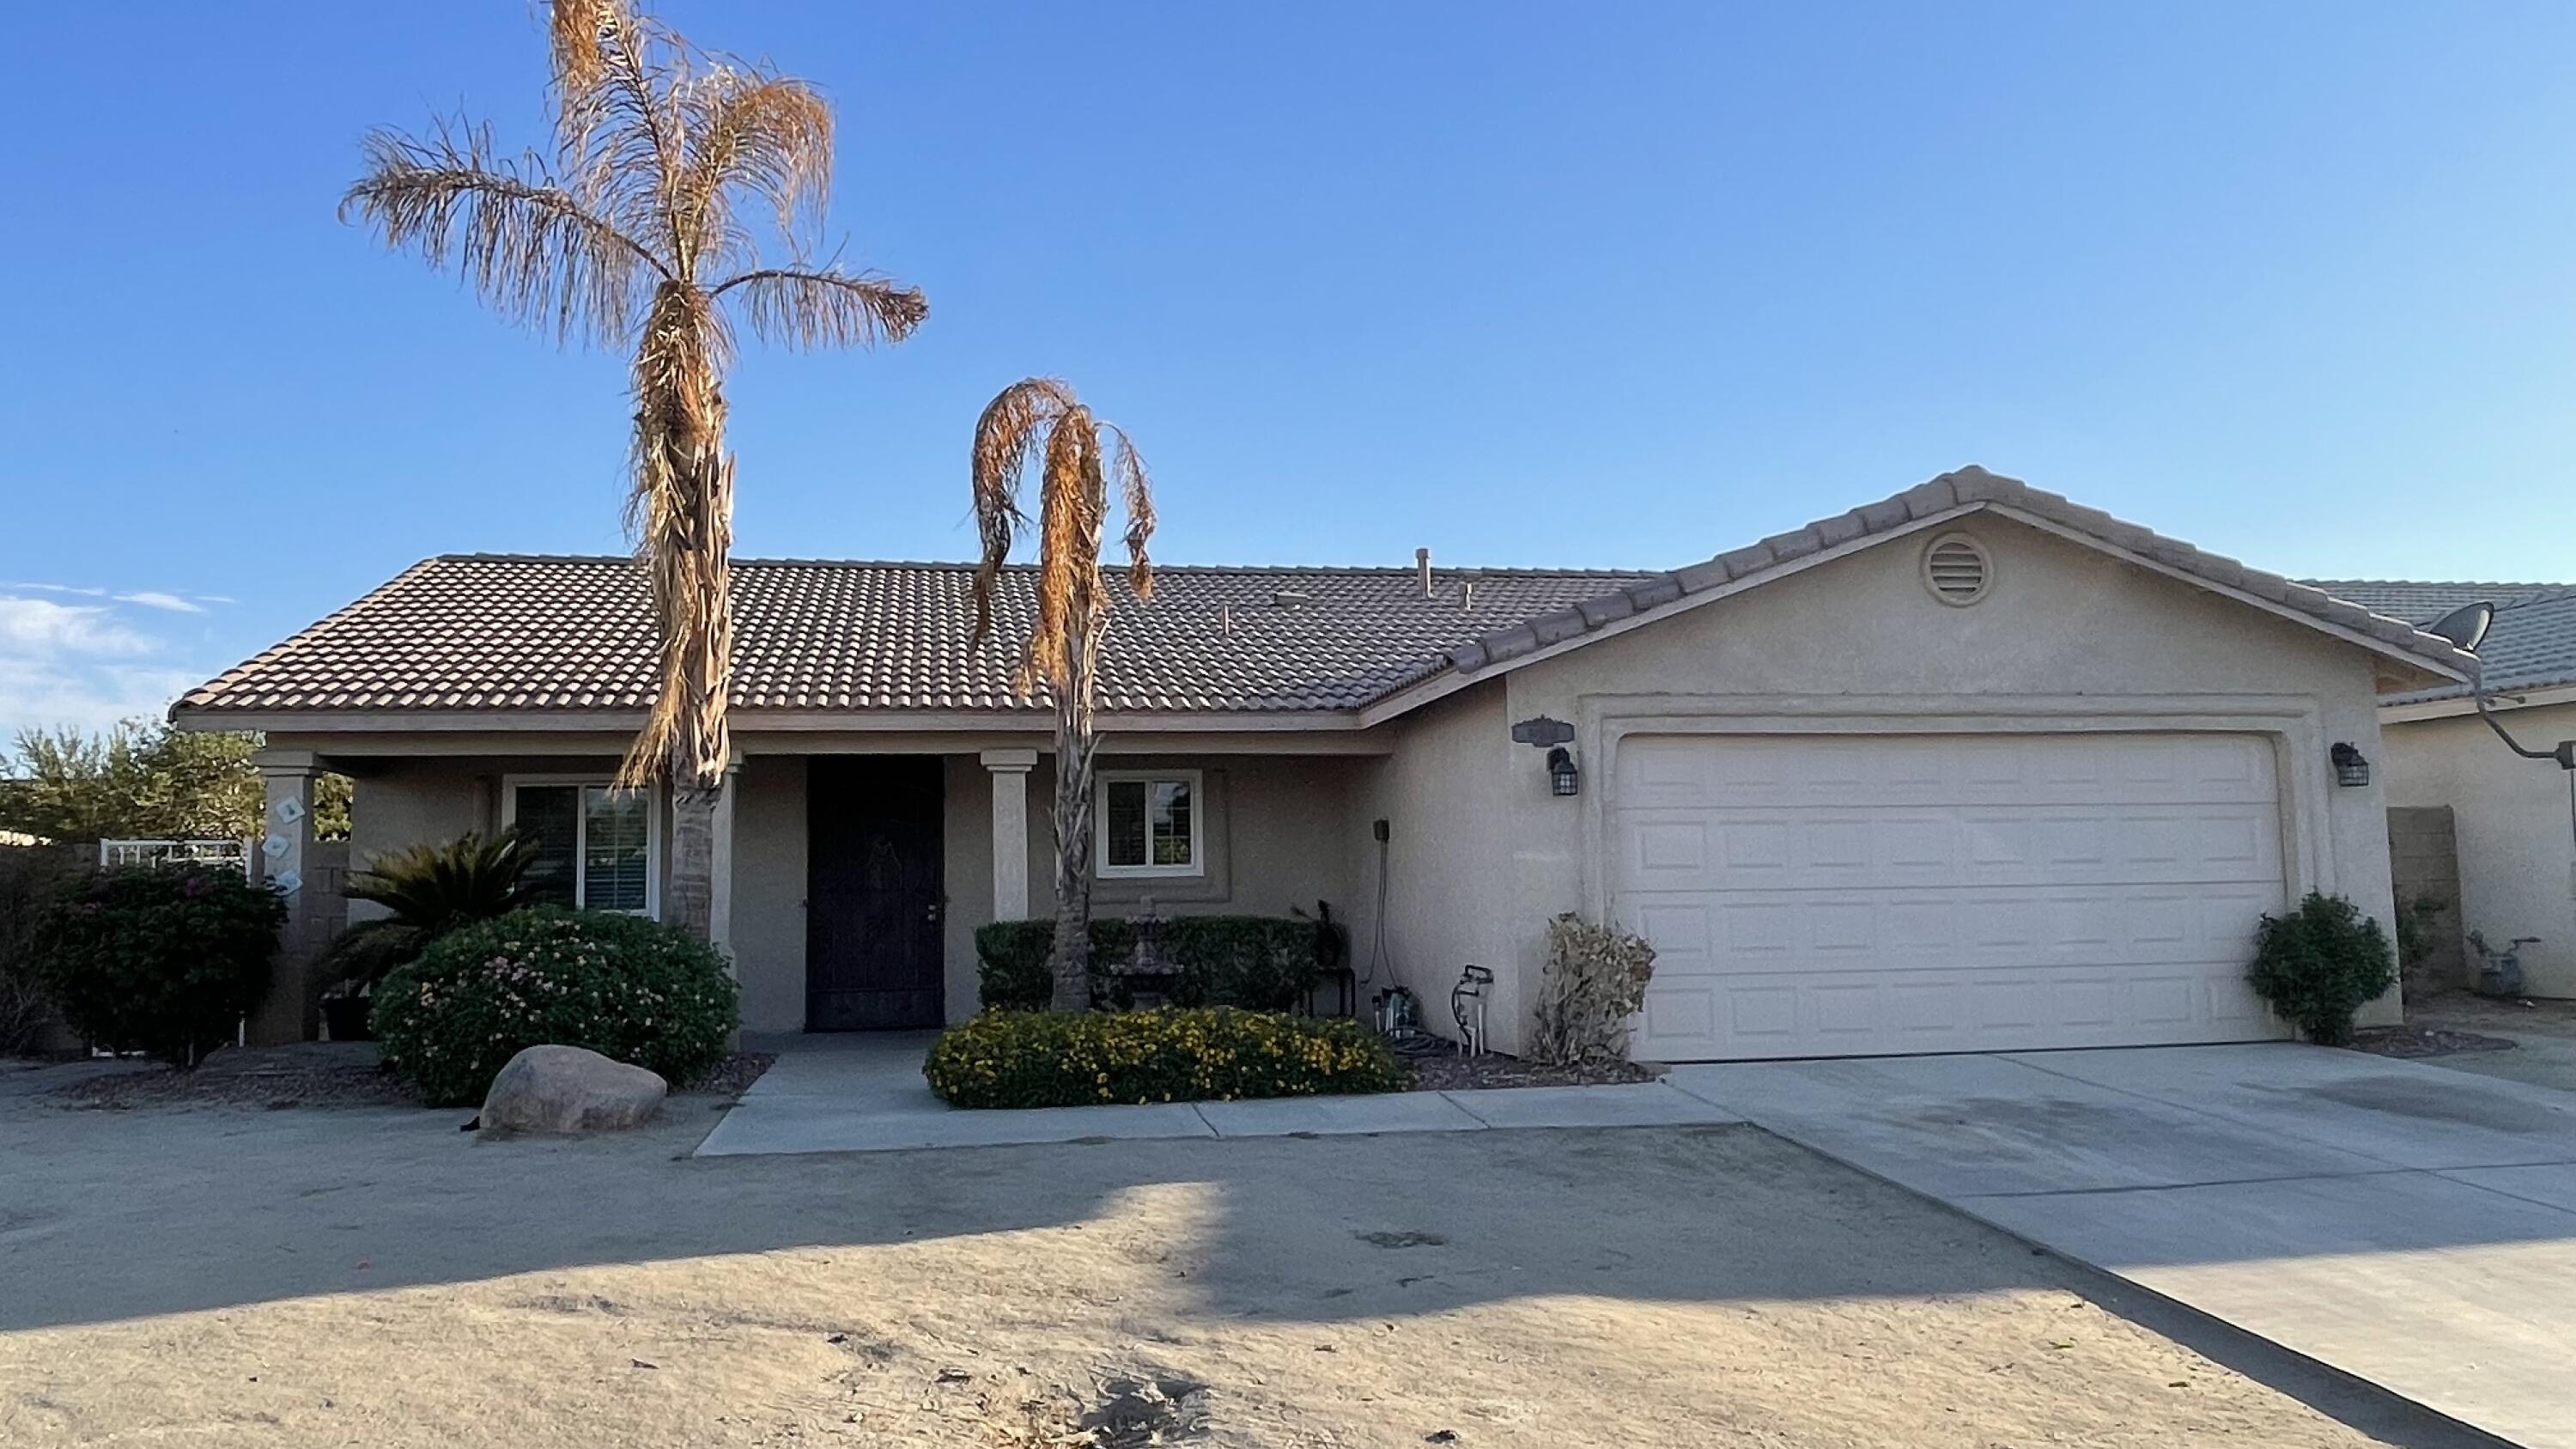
[[975, 914, 1327, 1011], [925, 1007, 1411, 1107], [27, 864, 283, 1065], [372, 906, 738, 1105]]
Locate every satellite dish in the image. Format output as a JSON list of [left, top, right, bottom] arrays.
[[2428, 601, 2494, 652]]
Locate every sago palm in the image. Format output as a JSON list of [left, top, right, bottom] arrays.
[[319, 831, 538, 989], [341, 0, 925, 939], [969, 379, 1157, 1010]]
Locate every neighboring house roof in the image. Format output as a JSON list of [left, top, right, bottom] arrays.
[[2382, 589, 2576, 706], [175, 466, 2477, 728], [2298, 580, 2576, 625]]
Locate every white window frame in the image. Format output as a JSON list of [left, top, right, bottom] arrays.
[[500, 774, 662, 917], [1095, 769, 1206, 880]]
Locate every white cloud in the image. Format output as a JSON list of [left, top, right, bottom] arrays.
[[0, 660, 206, 743], [114, 590, 207, 614], [2, 581, 106, 597], [0, 597, 157, 657]]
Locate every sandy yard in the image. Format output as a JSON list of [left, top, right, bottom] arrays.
[[0, 1090, 2476, 1448]]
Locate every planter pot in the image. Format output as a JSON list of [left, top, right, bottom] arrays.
[[321, 995, 374, 1043]]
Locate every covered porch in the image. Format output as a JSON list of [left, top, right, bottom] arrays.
[[289, 729, 1391, 1039]]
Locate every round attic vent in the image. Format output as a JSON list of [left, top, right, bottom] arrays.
[[1921, 533, 1992, 606]]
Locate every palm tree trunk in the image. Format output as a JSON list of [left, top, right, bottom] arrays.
[[665, 785, 717, 940], [1045, 604, 1102, 1011]]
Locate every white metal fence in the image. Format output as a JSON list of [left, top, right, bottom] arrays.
[[98, 838, 254, 875]]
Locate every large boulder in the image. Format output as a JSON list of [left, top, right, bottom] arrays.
[[479, 1044, 666, 1135]]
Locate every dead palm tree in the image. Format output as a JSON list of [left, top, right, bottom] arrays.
[[969, 380, 1157, 1010], [340, 0, 925, 940]]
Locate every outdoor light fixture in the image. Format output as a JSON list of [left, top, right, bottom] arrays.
[[2330, 742, 2372, 788], [1511, 715, 1583, 799], [1546, 746, 1581, 797]]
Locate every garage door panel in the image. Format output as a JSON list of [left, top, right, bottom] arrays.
[[1636, 964, 2274, 1059], [1619, 733, 2278, 811], [1619, 803, 2281, 892], [1613, 732, 2288, 1060]]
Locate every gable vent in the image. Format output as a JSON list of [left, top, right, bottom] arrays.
[[1921, 533, 1992, 606]]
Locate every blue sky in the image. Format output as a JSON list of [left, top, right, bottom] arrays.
[[4, 2, 2573, 742]]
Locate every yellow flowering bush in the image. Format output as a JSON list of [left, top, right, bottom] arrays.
[[924, 1007, 1411, 1109]]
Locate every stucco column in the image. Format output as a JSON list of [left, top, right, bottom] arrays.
[[981, 749, 1038, 922], [708, 755, 743, 969], [249, 751, 325, 1046]]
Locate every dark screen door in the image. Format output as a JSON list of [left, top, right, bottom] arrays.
[[806, 757, 945, 1030]]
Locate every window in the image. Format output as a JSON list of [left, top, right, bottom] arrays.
[[1097, 770, 1202, 878], [503, 779, 658, 914]]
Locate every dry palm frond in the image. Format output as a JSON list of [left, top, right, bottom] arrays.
[[716, 265, 928, 350], [968, 377, 1077, 643], [678, 68, 834, 258], [341, 120, 659, 344], [1105, 423, 1157, 600], [1024, 408, 1106, 692]]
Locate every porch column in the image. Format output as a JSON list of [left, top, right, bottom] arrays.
[[249, 750, 325, 1046], [981, 748, 1037, 921], [708, 754, 743, 969]]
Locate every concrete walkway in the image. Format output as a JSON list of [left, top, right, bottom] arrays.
[[694, 1032, 1741, 1157], [1667, 1044, 2576, 1449]]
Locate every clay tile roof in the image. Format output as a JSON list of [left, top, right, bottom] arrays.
[[175, 557, 1657, 717]]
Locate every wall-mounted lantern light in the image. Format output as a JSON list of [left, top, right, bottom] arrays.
[[1546, 746, 1581, 797], [2330, 742, 2372, 788], [1511, 715, 1581, 799]]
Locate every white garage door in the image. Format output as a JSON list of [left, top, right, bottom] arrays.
[[1613, 732, 2287, 1061]]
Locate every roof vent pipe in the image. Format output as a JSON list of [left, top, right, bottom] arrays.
[[1218, 602, 1234, 636], [1416, 548, 1432, 597]]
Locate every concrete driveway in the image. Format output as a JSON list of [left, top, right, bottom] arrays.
[[1667, 1044, 2576, 1449]]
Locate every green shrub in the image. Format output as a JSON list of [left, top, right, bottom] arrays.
[[28, 865, 283, 1064], [2248, 893, 2397, 1046], [0, 847, 83, 1055], [975, 913, 1328, 1011], [925, 1006, 1411, 1108], [974, 918, 1138, 1010], [1157, 916, 1319, 1009], [372, 906, 738, 1105]]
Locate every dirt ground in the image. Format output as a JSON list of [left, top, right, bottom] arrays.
[[0, 1092, 2482, 1448], [2405, 991, 2576, 1092]]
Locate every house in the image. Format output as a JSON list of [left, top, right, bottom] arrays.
[[2314, 579, 2576, 997], [175, 467, 2476, 1058]]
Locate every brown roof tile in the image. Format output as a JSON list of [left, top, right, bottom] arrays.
[[178, 557, 1656, 716]]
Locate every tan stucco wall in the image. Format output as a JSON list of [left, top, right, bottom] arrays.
[[730, 756, 809, 1032], [1451, 513, 2409, 1050], [1341, 682, 1516, 1046], [2384, 701, 2576, 997]]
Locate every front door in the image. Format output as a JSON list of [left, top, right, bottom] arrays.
[[806, 757, 945, 1030]]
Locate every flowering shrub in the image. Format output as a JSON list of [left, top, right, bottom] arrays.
[[27, 864, 283, 1064], [925, 1007, 1410, 1109], [372, 907, 738, 1105]]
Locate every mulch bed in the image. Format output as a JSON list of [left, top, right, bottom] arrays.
[[1405, 1051, 1659, 1092], [2348, 1026, 2518, 1059], [52, 1048, 776, 1111], [680, 1051, 775, 1097]]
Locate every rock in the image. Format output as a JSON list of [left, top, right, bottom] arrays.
[[478, 1045, 666, 1135]]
